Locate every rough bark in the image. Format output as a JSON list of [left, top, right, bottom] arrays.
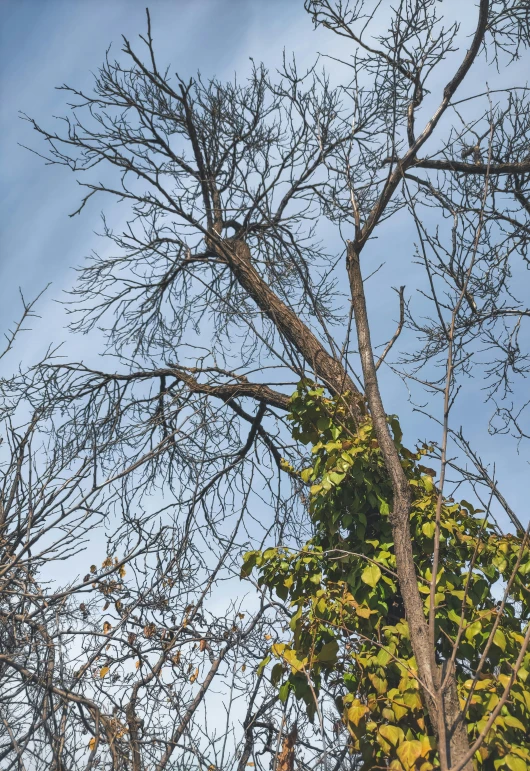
[[220, 238, 364, 422]]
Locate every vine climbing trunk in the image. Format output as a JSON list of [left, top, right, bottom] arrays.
[[346, 241, 473, 771]]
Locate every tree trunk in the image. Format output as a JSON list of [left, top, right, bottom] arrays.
[[346, 242, 473, 771]]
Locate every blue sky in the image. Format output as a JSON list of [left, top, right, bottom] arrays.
[[1, 0, 528, 531]]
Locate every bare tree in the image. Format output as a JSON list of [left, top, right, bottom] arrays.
[[2, 1, 529, 769]]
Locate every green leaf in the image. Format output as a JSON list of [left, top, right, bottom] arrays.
[[422, 522, 435, 539], [504, 715, 526, 732], [493, 628, 507, 652], [505, 755, 527, 771], [278, 682, 290, 703], [376, 647, 392, 666], [388, 416, 403, 445], [317, 417, 330, 431], [271, 662, 284, 687], [316, 639, 339, 665], [402, 690, 422, 709], [464, 620, 482, 641], [240, 550, 259, 577], [423, 475, 434, 492], [257, 655, 271, 676], [361, 564, 382, 588], [368, 672, 388, 694], [379, 498, 390, 515]]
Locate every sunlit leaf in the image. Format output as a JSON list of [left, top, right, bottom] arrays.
[[378, 724, 404, 746], [397, 740, 423, 769], [361, 564, 381, 588], [493, 628, 506, 652], [346, 699, 369, 727]]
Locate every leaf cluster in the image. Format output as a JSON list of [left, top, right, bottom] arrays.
[[242, 382, 530, 770]]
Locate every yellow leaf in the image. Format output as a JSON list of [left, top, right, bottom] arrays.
[[463, 677, 493, 691], [419, 736, 436, 756], [397, 741, 423, 770], [119, 566, 126, 578], [402, 689, 422, 710], [301, 467, 313, 483], [505, 755, 527, 771], [391, 700, 408, 721], [504, 715, 526, 732], [280, 458, 295, 474], [135, 660, 141, 669], [99, 666, 110, 678], [346, 700, 369, 727], [378, 724, 404, 747], [88, 737, 97, 751], [356, 604, 373, 619], [283, 649, 306, 673], [190, 667, 199, 683], [264, 634, 271, 640]]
